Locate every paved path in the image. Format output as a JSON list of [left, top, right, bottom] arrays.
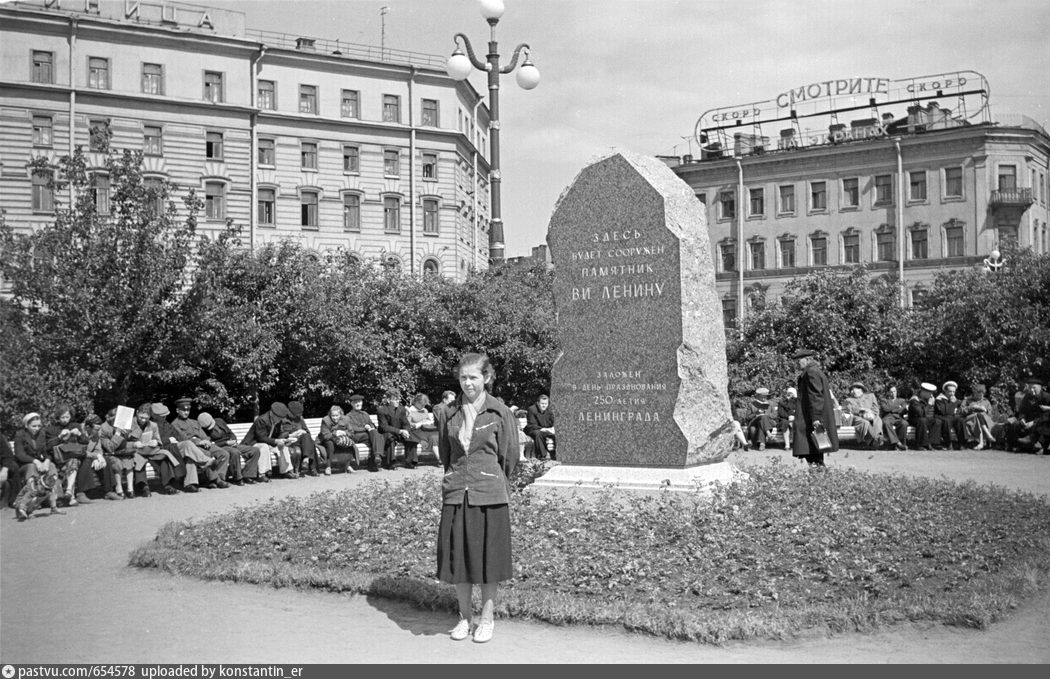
[[2, 448, 1049, 664]]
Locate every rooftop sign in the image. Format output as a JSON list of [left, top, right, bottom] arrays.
[[23, 0, 245, 36], [694, 70, 989, 156]]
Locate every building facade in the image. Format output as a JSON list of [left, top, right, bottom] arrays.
[[665, 74, 1050, 329], [0, 0, 492, 281]]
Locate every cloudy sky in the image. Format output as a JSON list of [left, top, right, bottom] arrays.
[[207, 0, 1050, 258]]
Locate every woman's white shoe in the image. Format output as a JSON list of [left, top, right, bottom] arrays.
[[449, 619, 471, 641], [473, 619, 494, 643]]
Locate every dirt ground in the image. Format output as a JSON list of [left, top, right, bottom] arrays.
[[2, 447, 1049, 664]]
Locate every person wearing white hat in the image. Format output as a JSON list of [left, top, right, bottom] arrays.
[[10, 412, 52, 506], [932, 381, 966, 450], [908, 383, 938, 450], [879, 386, 909, 451]]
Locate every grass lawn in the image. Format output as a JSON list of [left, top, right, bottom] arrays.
[[129, 458, 1050, 644]]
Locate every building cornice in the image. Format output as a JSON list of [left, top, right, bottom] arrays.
[[0, 80, 256, 116], [677, 122, 1049, 178]]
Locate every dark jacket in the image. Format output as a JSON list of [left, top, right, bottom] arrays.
[[44, 422, 88, 460], [206, 418, 238, 446], [279, 415, 312, 440], [1016, 391, 1050, 423], [151, 415, 184, 457], [343, 410, 375, 434], [13, 429, 48, 465], [437, 393, 520, 506], [377, 404, 410, 437], [241, 411, 283, 446], [523, 403, 555, 436], [908, 396, 935, 421], [0, 431, 13, 465], [792, 362, 839, 456], [775, 398, 796, 429], [880, 396, 908, 419], [318, 414, 351, 443], [933, 395, 962, 419]]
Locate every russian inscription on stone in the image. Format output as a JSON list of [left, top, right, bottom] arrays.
[[547, 152, 735, 467]]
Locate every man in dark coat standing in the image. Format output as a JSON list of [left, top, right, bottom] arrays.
[[791, 349, 838, 466]]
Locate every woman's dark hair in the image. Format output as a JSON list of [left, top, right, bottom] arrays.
[[53, 403, 73, 420], [970, 383, 986, 396], [412, 393, 431, 408], [457, 352, 494, 381]]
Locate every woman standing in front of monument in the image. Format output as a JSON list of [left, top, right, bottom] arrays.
[[435, 352, 521, 643]]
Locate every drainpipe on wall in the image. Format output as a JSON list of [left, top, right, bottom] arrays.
[[894, 138, 905, 308], [408, 66, 417, 276], [68, 17, 78, 204], [735, 158, 744, 328], [249, 46, 265, 255], [973, 158, 980, 257], [472, 96, 484, 273]]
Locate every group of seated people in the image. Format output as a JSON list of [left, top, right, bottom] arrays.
[[0, 390, 468, 521], [733, 376, 1050, 454]]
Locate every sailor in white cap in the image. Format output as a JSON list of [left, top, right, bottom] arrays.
[[909, 383, 938, 450], [933, 380, 965, 450]]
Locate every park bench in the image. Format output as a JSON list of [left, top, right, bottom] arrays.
[[765, 417, 920, 448], [143, 414, 540, 481]]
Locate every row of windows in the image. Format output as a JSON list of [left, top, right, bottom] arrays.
[[30, 171, 443, 236], [29, 51, 442, 126], [30, 116, 443, 179], [720, 220, 1046, 326], [711, 170, 971, 220], [716, 222, 985, 271], [255, 191, 441, 233], [30, 172, 162, 215]]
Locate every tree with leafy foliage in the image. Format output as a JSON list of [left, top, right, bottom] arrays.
[[0, 147, 202, 426], [729, 266, 910, 405], [910, 242, 1050, 407], [727, 248, 1050, 417], [435, 261, 557, 407]]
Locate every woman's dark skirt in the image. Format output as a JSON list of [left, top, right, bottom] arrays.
[[436, 495, 512, 584]]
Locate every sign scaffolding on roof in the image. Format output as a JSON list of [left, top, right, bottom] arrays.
[[694, 70, 990, 159]]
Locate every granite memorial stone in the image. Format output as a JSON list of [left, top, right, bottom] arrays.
[[545, 152, 736, 470]]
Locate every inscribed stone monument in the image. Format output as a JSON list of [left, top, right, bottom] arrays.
[[536, 152, 736, 491]]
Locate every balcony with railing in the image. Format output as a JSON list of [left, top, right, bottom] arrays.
[[245, 29, 447, 69], [990, 187, 1033, 208]]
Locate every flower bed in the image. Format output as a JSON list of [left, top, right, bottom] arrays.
[[129, 459, 1050, 643]]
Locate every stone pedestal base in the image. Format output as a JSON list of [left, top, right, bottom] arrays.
[[527, 461, 745, 498]]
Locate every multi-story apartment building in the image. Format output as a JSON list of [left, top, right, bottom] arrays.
[[0, 0, 492, 281], [664, 72, 1050, 328]]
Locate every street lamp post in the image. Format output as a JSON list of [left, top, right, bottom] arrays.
[[982, 249, 1006, 274], [446, 0, 539, 266]]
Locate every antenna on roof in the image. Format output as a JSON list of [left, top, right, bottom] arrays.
[[380, 6, 390, 59]]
